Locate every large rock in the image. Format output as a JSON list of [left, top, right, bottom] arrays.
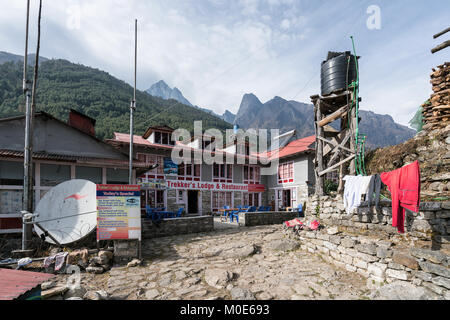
[[204, 268, 234, 289], [268, 239, 299, 252], [127, 259, 141, 268], [83, 290, 109, 300], [145, 289, 160, 300], [64, 286, 87, 300], [86, 266, 104, 274], [230, 287, 255, 300], [369, 281, 439, 300], [223, 244, 257, 259], [98, 250, 113, 264], [392, 252, 419, 270], [410, 247, 447, 264], [418, 261, 450, 278], [355, 243, 377, 255]]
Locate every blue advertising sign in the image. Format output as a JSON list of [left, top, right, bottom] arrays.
[[164, 157, 178, 175]]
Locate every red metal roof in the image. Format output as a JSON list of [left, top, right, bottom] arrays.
[[259, 135, 316, 160], [0, 269, 54, 300], [112, 132, 174, 149]]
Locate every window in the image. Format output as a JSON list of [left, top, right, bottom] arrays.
[[212, 191, 232, 212], [243, 192, 260, 207], [142, 189, 165, 208], [213, 164, 232, 182], [243, 165, 260, 184], [153, 131, 173, 145], [106, 168, 128, 184], [0, 161, 29, 186], [154, 132, 161, 144], [177, 163, 200, 180], [41, 164, 71, 187], [278, 162, 294, 184], [138, 154, 164, 177], [76, 166, 102, 184]]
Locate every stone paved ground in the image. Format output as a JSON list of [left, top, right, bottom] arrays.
[[54, 222, 375, 300]]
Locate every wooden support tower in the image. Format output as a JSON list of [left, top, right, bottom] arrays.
[[311, 90, 359, 196]]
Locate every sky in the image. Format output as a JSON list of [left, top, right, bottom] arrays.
[[0, 0, 449, 127]]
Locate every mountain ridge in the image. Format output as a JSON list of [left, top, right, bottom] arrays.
[[0, 53, 232, 140]]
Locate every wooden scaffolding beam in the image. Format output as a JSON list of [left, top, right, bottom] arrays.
[[311, 89, 357, 196]]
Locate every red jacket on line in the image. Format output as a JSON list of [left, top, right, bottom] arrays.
[[380, 160, 421, 234]]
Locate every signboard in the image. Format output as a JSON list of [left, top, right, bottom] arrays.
[[96, 185, 141, 241], [163, 157, 178, 175], [167, 180, 249, 192], [248, 184, 266, 192], [137, 178, 166, 190]]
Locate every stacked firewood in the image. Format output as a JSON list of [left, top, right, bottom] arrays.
[[422, 62, 450, 130]]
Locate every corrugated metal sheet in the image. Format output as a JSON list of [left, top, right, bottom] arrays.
[[0, 149, 148, 168], [0, 269, 54, 300]]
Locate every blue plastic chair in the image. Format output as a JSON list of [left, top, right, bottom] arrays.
[[145, 205, 154, 219], [175, 208, 184, 218], [230, 210, 240, 223], [294, 204, 304, 217], [257, 206, 265, 211], [265, 206, 272, 211], [231, 206, 257, 223]]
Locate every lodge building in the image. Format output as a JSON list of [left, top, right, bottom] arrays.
[[0, 111, 316, 233]]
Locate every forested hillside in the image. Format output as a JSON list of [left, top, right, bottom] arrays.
[[0, 59, 232, 140]]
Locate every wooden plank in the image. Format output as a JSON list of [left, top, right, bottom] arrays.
[[318, 104, 349, 127], [433, 27, 450, 39], [315, 100, 324, 196], [327, 133, 352, 167], [317, 136, 354, 154], [318, 154, 356, 177], [431, 40, 450, 54]]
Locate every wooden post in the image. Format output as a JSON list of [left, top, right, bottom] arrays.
[[315, 100, 324, 196]]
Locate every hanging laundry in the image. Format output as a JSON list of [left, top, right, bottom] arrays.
[[367, 174, 382, 209], [343, 175, 372, 214], [380, 161, 421, 234]]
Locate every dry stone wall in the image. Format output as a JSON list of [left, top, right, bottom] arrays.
[[141, 216, 214, 239], [305, 195, 450, 250], [238, 211, 299, 227], [283, 225, 450, 299]]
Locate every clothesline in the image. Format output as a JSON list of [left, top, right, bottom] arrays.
[[342, 160, 421, 234]]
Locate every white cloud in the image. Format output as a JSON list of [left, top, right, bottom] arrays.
[[0, 0, 447, 126]]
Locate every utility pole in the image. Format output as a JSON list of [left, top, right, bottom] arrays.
[[129, 19, 137, 185], [22, 0, 42, 251]]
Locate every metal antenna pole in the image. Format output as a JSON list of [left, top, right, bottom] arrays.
[[22, 0, 32, 251], [129, 19, 137, 185]]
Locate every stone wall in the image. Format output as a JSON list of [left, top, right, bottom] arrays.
[[238, 211, 298, 227], [167, 189, 179, 212], [283, 226, 450, 299], [202, 190, 212, 215], [305, 195, 450, 250], [141, 216, 214, 239], [113, 240, 139, 263]]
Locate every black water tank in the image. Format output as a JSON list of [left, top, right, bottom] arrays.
[[321, 51, 358, 96]]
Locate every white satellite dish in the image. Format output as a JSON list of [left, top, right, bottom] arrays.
[[33, 179, 97, 245]]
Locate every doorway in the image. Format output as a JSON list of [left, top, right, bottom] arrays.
[[282, 189, 291, 208], [188, 190, 199, 214]]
